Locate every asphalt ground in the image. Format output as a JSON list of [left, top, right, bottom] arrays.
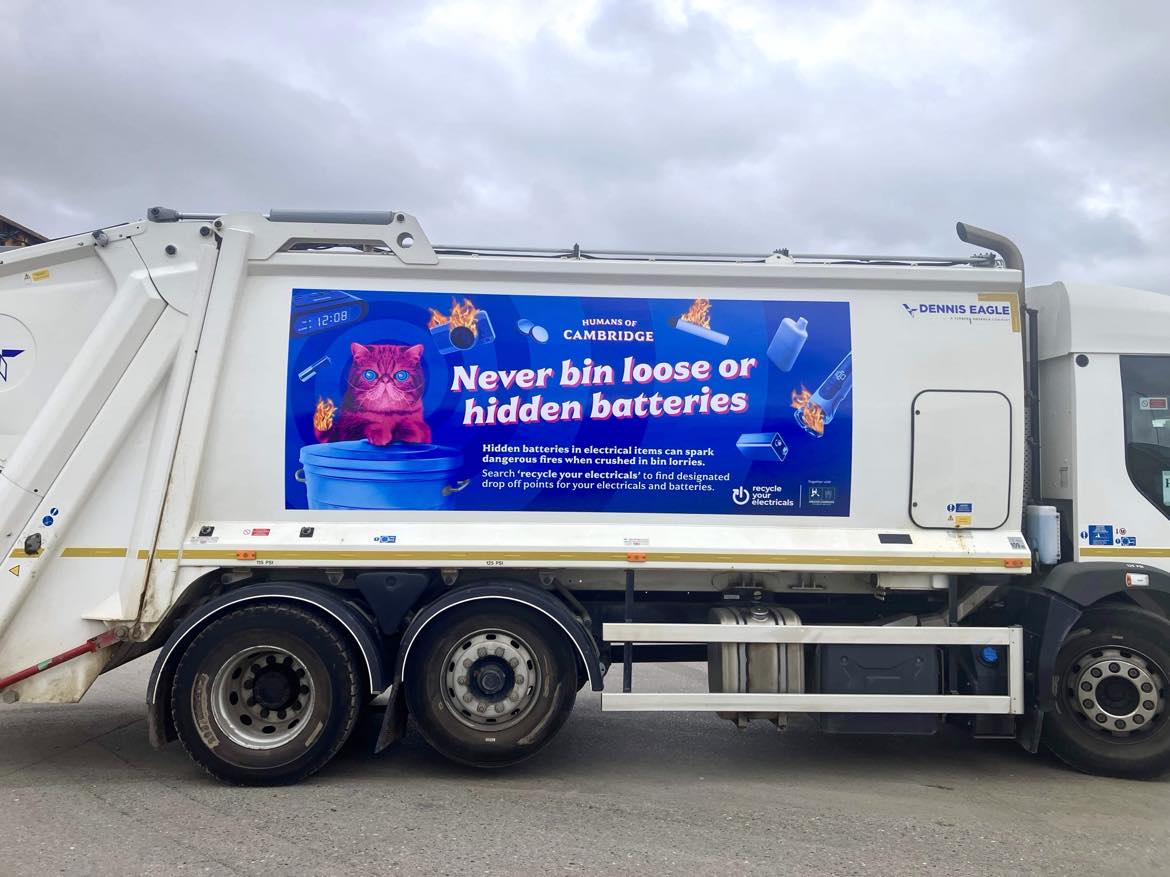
[[0, 658, 1166, 876]]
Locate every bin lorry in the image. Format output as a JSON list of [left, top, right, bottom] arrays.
[[1, 208, 1168, 784]]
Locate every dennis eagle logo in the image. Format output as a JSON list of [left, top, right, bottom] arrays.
[[0, 348, 24, 382], [902, 304, 918, 317]]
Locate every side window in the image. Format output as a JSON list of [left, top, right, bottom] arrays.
[[1120, 355, 1170, 520]]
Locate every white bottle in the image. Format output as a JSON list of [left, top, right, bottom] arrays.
[[767, 316, 808, 372]]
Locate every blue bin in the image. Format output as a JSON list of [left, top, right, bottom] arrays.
[[298, 440, 466, 510]]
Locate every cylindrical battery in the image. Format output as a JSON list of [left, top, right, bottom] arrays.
[[795, 351, 852, 437]]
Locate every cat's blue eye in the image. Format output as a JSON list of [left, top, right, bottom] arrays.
[[361, 369, 377, 382], [394, 369, 410, 382]]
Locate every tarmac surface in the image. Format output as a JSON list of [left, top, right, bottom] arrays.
[[0, 658, 1166, 876]]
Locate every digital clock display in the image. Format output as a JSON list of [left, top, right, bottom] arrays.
[[290, 300, 368, 337]]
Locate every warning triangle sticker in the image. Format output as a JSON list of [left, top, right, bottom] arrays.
[[7, 565, 19, 577]]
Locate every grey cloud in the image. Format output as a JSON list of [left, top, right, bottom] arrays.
[[2, 0, 1167, 292]]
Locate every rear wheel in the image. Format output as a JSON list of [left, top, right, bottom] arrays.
[[171, 602, 362, 785], [404, 603, 577, 767], [1044, 606, 1170, 779]]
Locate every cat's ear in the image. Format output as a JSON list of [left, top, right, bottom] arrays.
[[406, 344, 424, 360], [350, 342, 370, 358]]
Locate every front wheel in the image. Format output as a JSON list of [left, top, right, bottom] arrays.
[[170, 602, 363, 785], [403, 602, 578, 767], [1044, 606, 1170, 779]]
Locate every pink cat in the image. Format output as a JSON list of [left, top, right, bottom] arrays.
[[314, 343, 431, 445]]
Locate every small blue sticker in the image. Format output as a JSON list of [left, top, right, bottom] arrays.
[[1087, 524, 1114, 546], [373, 535, 397, 544], [1119, 536, 1137, 547], [42, 515, 54, 527]]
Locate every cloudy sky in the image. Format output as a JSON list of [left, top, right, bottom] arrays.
[[3, 0, 1168, 291]]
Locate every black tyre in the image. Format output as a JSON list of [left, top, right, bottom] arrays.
[[1044, 606, 1170, 779], [404, 603, 577, 767], [171, 602, 363, 785]]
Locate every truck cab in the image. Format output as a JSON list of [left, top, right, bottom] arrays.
[[1032, 282, 1170, 569]]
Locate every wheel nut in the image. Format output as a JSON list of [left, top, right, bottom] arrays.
[[1141, 683, 1153, 693], [1095, 713, 1107, 723], [463, 658, 472, 668], [477, 647, 487, 658], [515, 675, 525, 685], [509, 658, 519, 668], [495, 647, 505, 657], [1144, 700, 1156, 711], [494, 703, 505, 713], [476, 704, 486, 713], [508, 691, 519, 701], [1082, 699, 1093, 709], [457, 676, 467, 685], [462, 693, 473, 703], [1090, 668, 1103, 678], [1081, 682, 1092, 692], [1128, 668, 1140, 679], [1114, 719, 1126, 729], [1108, 662, 1120, 673], [1134, 715, 1146, 724]]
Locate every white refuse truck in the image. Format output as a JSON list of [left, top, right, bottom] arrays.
[[2, 208, 1168, 783]]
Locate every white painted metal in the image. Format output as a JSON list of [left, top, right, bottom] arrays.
[[602, 693, 1011, 713], [1058, 352, 1170, 572], [1030, 281, 1170, 360], [910, 391, 1012, 529], [603, 622, 1016, 645], [1008, 625, 1024, 714], [603, 622, 1024, 715], [186, 211, 1029, 585], [0, 211, 1161, 710]]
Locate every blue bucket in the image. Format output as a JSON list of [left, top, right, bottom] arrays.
[[297, 440, 466, 510]]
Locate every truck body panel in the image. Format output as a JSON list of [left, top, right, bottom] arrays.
[[1, 210, 1168, 785]]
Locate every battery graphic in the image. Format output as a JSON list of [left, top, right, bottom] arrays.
[[793, 351, 852, 438], [736, 432, 789, 462]]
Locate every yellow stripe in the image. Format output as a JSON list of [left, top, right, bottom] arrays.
[[60, 547, 129, 558], [8, 549, 42, 558], [1081, 546, 1170, 558], [978, 292, 1021, 333]]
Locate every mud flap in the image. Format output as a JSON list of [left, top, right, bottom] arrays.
[[375, 684, 408, 753]]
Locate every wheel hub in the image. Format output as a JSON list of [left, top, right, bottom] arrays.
[[1069, 647, 1163, 735], [211, 646, 316, 749], [442, 629, 539, 730]]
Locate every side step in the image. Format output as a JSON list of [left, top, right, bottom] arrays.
[[601, 623, 1024, 715]]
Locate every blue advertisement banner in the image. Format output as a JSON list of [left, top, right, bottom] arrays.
[[285, 289, 852, 515]]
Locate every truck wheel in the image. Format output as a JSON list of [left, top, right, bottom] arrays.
[[170, 602, 362, 785], [1044, 606, 1170, 779], [404, 603, 578, 767]]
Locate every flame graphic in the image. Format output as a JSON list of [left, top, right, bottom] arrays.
[[428, 297, 479, 336], [679, 298, 712, 329], [314, 397, 337, 433], [791, 386, 825, 435]]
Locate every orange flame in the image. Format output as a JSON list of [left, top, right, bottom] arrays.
[[679, 298, 711, 329], [791, 386, 825, 435], [314, 397, 337, 433], [427, 297, 479, 335]]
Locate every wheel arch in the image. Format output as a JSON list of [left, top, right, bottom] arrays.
[[393, 581, 605, 693], [1028, 562, 1170, 713], [146, 582, 389, 748]]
